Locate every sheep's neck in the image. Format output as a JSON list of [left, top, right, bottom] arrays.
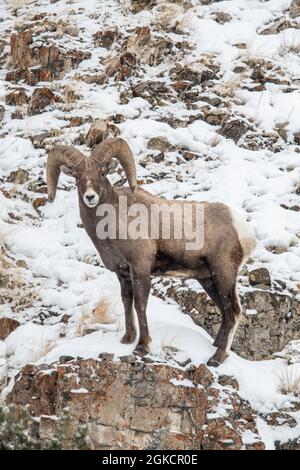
[[77, 179, 124, 269], [101, 179, 119, 205]]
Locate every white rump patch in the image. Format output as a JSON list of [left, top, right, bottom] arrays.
[[230, 208, 256, 265]]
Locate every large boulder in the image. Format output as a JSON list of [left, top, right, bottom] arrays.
[[28, 87, 55, 115], [5, 88, 29, 106], [290, 0, 300, 18], [0, 317, 20, 340], [159, 282, 300, 360], [7, 356, 264, 450], [6, 29, 90, 84]]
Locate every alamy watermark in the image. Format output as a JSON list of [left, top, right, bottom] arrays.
[[95, 196, 204, 251]]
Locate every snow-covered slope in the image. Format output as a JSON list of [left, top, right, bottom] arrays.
[[0, 0, 300, 449]]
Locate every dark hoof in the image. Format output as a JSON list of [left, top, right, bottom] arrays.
[[134, 344, 150, 356], [207, 357, 221, 368], [120, 332, 136, 344], [207, 349, 228, 367]]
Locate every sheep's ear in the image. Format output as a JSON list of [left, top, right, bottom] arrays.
[[60, 165, 78, 177], [107, 160, 118, 173], [99, 163, 108, 176]]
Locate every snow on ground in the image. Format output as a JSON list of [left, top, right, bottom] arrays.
[[0, 0, 300, 449]]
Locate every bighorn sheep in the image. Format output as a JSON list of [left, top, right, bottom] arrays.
[[47, 137, 256, 366]]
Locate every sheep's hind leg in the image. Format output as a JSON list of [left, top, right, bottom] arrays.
[[207, 285, 242, 367], [117, 272, 137, 344], [198, 257, 242, 367], [197, 274, 226, 349]]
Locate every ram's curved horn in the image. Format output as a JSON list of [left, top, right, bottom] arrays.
[[47, 146, 85, 202], [91, 138, 137, 193]]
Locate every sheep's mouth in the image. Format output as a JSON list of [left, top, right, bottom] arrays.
[[85, 201, 98, 208], [83, 191, 100, 208]]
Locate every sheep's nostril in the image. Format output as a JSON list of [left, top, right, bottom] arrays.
[[84, 192, 99, 206]]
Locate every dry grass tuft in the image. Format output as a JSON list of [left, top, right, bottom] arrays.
[[0, 225, 38, 313], [0, 224, 14, 248], [208, 133, 222, 147], [152, 3, 184, 31], [279, 32, 300, 56], [0, 366, 8, 394], [160, 332, 180, 359], [278, 365, 300, 396], [75, 295, 118, 336], [90, 296, 118, 325], [64, 81, 79, 104], [75, 307, 90, 337], [10, 0, 29, 8], [216, 72, 246, 98]]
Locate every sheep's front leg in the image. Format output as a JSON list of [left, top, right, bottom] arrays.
[[131, 266, 152, 354], [117, 272, 136, 344]]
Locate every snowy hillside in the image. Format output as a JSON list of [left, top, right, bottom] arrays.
[[0, 0, 300, 450]]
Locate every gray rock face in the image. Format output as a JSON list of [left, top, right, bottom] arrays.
[[7, 357, 265, 450], [290, 0, 300, 18], [160, 282, 300, 360], [276, 437, 300, 450], [219, 118, 251, 143], [249, 268, 271, 287], [0, 317, 21, 340], [28, 87, 55, 115]]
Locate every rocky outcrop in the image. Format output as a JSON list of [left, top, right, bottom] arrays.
[[85, 119, 120, 147], [126, 26, 173, 66], [6, 29, 90, 84], [7, 356, 265, 450], [86, 119, 108, 147], [290, 0, 300, 18], [249, 268, 272, 287], [156, 282, 300, 360], [147, 136, 175, 152], [94, 29, 118, 49], [131, 80, 173, 106], [276, 437, 300, 450], [1, 0, 299, 452], [130, 0, 157, 14], [28, 87, 55, 115], [5, 88, 29, 106], [219, 117, 251, 143], [170, 59, 219, 85], [0, 317, 20, 340], [259, 16, 299, 35]]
